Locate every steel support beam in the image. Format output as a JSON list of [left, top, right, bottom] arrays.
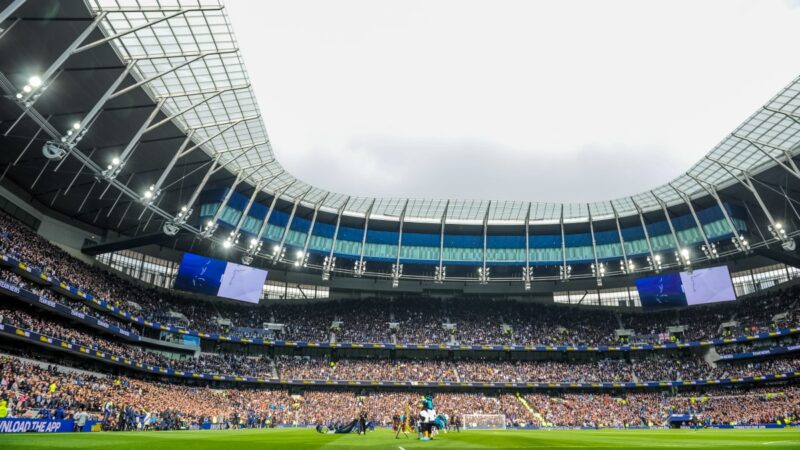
[[523, 203, 532, 287], [735, 136, 800, 181], [610, 202, 630, 272], [632, 199, 658, 270], [200, 172, 247, 236], [114, 98, 168, 168], [145, 86, 250, 133], [65, 63, 136, 147], [106, 173, 134, 218], [395, 200, 410, 279], [109, 50, 238, 100], [437, 201, 449, 282], [20, 12, 108, 103], [560, 205, 567, 277], [247, 177, 290, 252], [0, 0, 26, 24], [687, 174, 744, 244], [652, 192, 682, 253], [300, 193, 330, 265], [324, 198, 351, 275], [587, 204, 600, 283], [147, 128, 195, 192], [670, 183, 712, 253], [481, 202, 491, 283], [706, 157, 783, 234], [73, 7, 224, 55], [764, 106, 800, 125], [273, 188, 312, 264], [524, 203, 531, 269], [779, 186, 800, 223], [355, 199, 376, 276], [230, 181, 264, 240]]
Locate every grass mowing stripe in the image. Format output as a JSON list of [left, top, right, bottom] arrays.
[[0, 428, 798, 449]]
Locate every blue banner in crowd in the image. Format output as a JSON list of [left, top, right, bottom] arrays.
[[0, 418, 74, 433], [717, 344, 800, 361], [0, 279, 140, 342]]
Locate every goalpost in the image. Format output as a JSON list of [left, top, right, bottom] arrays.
[[462, 414, 507, 430]]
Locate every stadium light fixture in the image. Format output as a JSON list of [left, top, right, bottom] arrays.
[[200, 219, 218, 239], [701, 243, 718, 260], [559, 265, 572, 281], [675, 248, 691, 267], [647, 254, 662, 273], [247, 237, 263, 255], [732, 235, 751, 253], [293, 250, 310, 268], [221, 231, 239, 250], [101, 155, 124, 180], [322, 256, 336, 281], [434, 265, 446, 284], [477, 267, 490, 285], [391, 263, 403, 288], [354, 259, 367, 277], [767, 222, 795, 251], [522, 266, 532, 291], [22, 84, 31, 93], [620, 259, 635, 274], [141, 185, 160, 204], [29, 76, 42, 87], [591, 262, 606, 286]]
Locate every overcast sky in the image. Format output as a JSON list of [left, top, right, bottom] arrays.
[[225, 0, 800, 203]]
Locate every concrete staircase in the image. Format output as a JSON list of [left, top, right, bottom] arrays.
[[516, 393, 547, 427]]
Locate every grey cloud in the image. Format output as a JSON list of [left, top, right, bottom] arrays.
[[278, 137, 689, 203]]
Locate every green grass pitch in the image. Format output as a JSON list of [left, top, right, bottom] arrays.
[[0, 428, 798, 449]]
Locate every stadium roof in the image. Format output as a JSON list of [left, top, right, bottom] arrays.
[[20, 0, 800, 225]]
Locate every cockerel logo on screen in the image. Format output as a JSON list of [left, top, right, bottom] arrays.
[[655, 276, 669, 304], [190, 258, 215, 290]]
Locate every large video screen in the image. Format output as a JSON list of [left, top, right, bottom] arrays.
[[680, 266, 737, 305], [635, 272, 686, 309], [636, 265, 736, 310], [174, 253, 268, 304]]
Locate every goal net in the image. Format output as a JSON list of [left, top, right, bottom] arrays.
[[462, 414, 506, 430]]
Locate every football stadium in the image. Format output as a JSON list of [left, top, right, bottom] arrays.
[[0, 0, 799, 448]]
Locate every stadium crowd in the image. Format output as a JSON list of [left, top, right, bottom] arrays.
[[0, 213, 797, 349], [1, 355, 797, 430], [1, 295, 799, 384], [0, 305, 275, 378], [1, 271, 800, 387]]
